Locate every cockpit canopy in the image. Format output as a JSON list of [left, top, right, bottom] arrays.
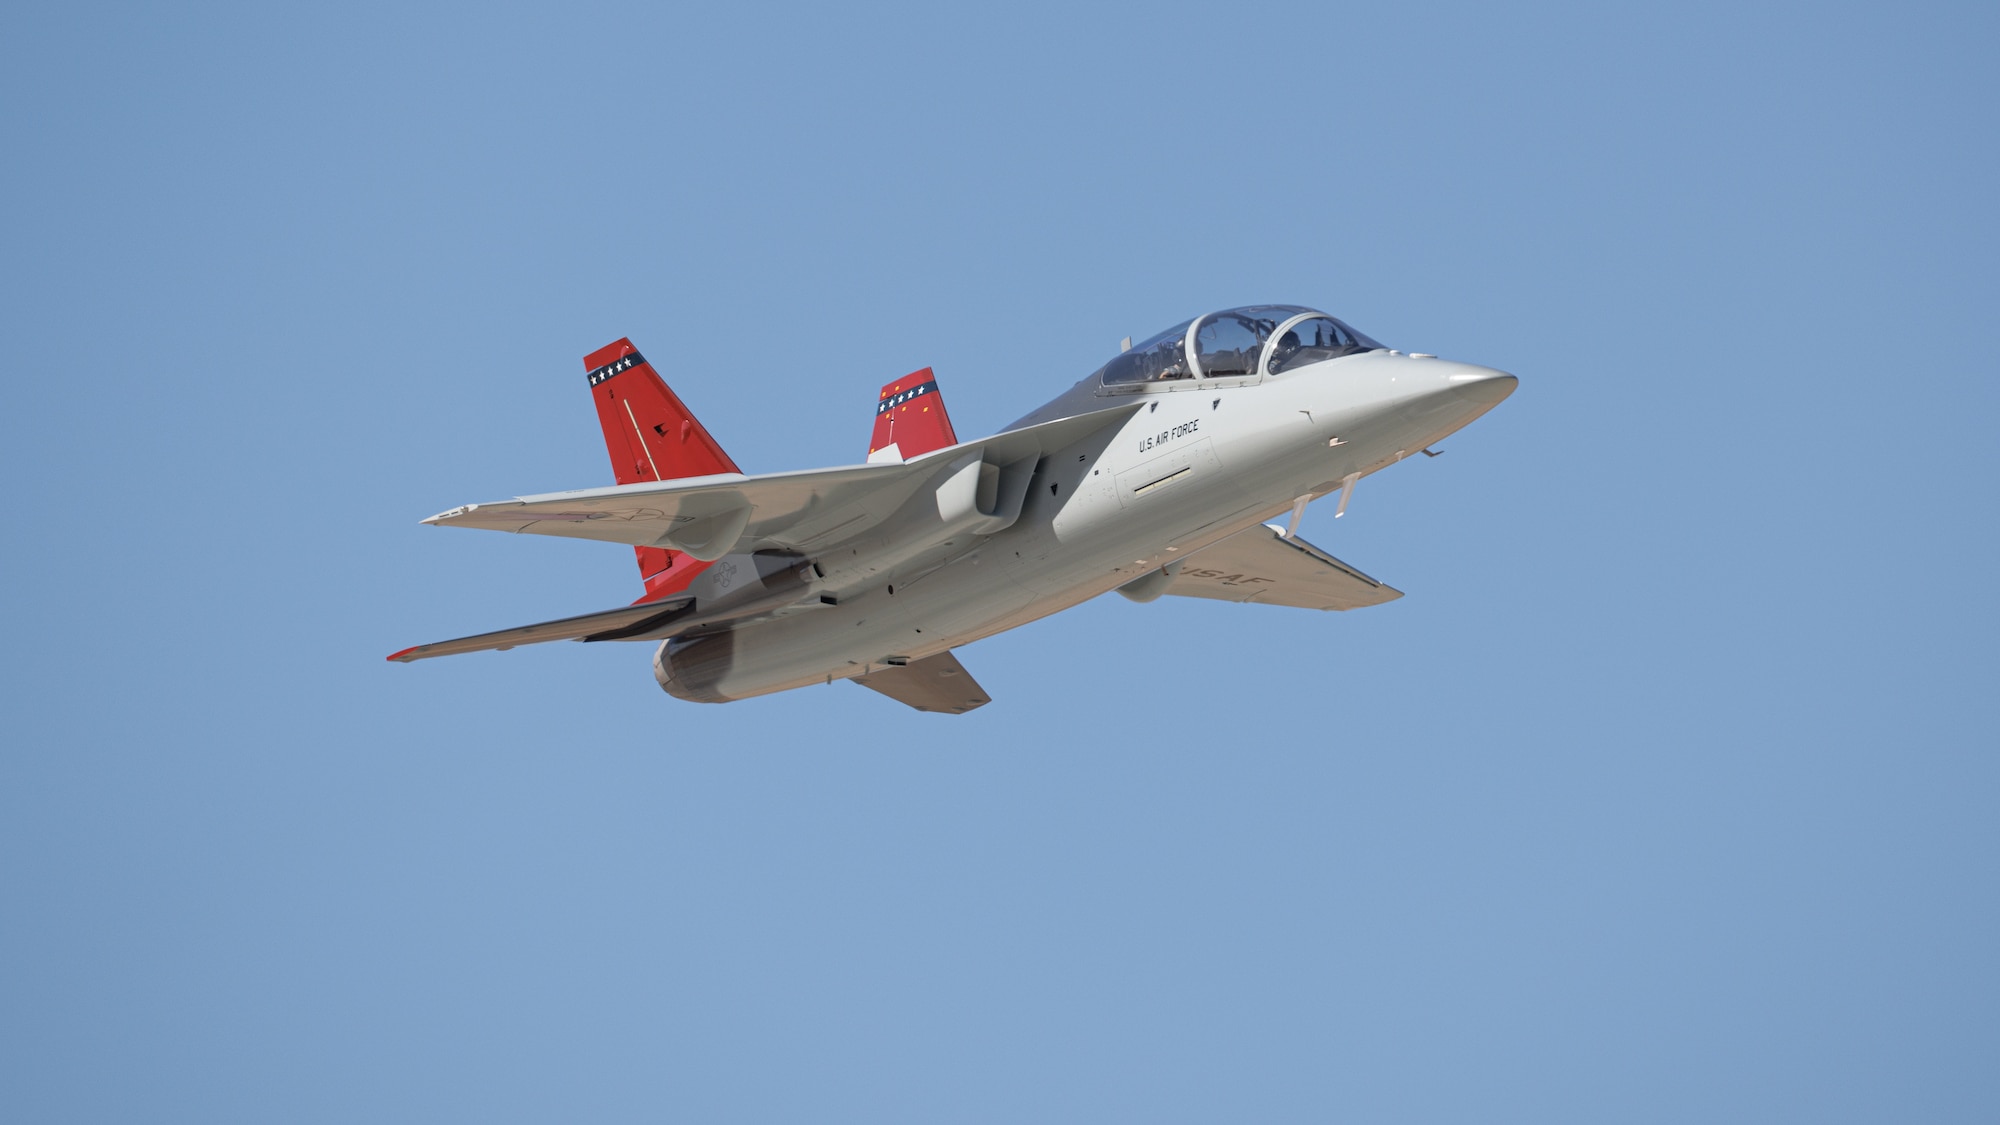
[[1095, 306, 1383, 387]]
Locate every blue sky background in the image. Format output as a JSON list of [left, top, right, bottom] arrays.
[[4, 2, 1996, 1120]]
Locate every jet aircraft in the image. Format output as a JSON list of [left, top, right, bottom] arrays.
[[390, 306, 1516, 713]]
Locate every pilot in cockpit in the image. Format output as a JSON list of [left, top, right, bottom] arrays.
[[1269, 328, 1301, 372]]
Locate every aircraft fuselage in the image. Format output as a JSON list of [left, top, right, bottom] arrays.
[[654, 349, 1515, 703]]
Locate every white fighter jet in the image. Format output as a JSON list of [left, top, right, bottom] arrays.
[[390, 306, 1516, 713]]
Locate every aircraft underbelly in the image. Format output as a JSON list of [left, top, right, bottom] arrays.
[[677, 460, 1280, 702], [661, 557, 1056, 701]]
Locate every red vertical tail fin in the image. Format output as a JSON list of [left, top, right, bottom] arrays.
[[867, 367, 959, 463], [584, 338, 742, 602]]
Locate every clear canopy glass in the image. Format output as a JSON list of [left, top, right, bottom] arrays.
[[1096, 306, 1382, 386], [1267, 315, 1382, 374], [1097, 318, 1197, 385]]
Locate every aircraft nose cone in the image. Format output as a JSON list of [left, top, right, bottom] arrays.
[[1444, 365, 1517, 406]]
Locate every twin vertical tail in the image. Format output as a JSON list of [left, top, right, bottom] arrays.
[[584, 339, 741, 603], [868, 367, 959, 463], [584, 344, 955, 601]]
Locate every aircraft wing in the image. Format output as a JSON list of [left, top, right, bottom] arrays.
[[853, 650, 991, 714], [1167, 523, 1403, 610], [422, 407, 1137, 556]]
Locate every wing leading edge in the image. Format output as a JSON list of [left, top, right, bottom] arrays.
[[1166, 523, 1403, 610], [421, 405, 1138, 555]]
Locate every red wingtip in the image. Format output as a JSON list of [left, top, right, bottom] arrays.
[[386, 646, 420, 663]]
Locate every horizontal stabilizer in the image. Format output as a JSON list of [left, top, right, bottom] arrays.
[[387, 596, 694, 663], [854, 650, 991, 714], [1167, 523, 1402, 610]]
